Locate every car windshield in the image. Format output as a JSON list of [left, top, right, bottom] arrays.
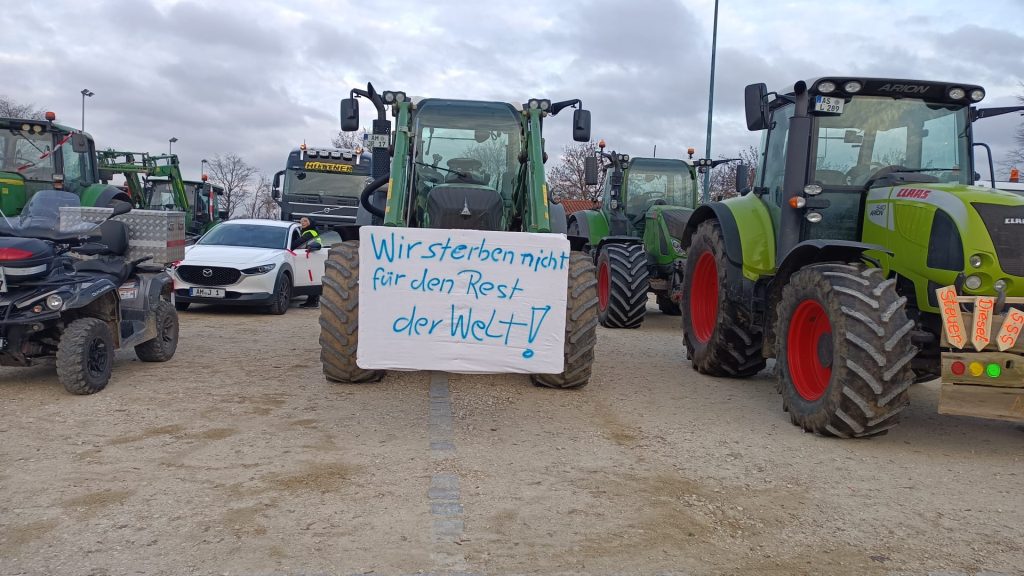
[[197, 223, 287, 249], [625, 162, 696, 216], [285, 170, 367, 197], [413, 102, 520, 198], [0, 128, 56, 180], [813, 96, 971, 187], [0, 189, 100, 240]]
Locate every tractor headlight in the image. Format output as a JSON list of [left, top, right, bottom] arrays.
[[969, 89, 985, 102], [994, 279, 1008, 293], [45, 294, 64, 310], [539, 99, 551, 111], [817, 81, 836, 94], [964, 274, 983, 290], [528, 99, 540, 110], [843, 80, 862, 93], [242, 263, 276, 275], [948, 87, 966, 100], [803, 184, 823, 196], [805, 211, 823, 223], [969, 254, 983, 269]]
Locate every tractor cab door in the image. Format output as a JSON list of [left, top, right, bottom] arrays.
[[756, 102, 794, 236]]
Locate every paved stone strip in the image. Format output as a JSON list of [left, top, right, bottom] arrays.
[[428, 371, 467, 572]]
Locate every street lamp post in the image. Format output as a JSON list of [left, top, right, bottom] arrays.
[[702, 0, 720, 203], [169, 137, 178, 155], [80, 89, 94, 131]]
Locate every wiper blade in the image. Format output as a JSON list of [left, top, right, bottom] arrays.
[[896, 167, 959, 173]]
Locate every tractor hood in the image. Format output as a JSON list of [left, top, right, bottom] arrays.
[[647, 206, 695, 241]]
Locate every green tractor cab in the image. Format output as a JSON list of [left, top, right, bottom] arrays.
[[569, 145, 700, 328], [318, 84, 599, 388], [0, 114, 130, 215], [680, 76, 1024, 436]]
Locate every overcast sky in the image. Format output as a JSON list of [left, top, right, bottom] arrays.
[[3, 0, 1022, 182]]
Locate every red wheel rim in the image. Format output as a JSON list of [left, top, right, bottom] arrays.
[[598, 260, 610, 311], [787, 299, 833, 401], [689, 252, 718, 343]]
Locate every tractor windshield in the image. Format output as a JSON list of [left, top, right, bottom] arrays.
[[0, 128, 56, 180], [413, 101, 520, 198], [625, 161, 696, 217], [146, 180, 177, 209], [812, 96, 971, 187]]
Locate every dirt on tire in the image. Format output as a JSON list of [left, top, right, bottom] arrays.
[[134, 300, 179, 363], [532, 252, 599, 389], [318, 240, 384, 383], [56, 317, 114, 395]]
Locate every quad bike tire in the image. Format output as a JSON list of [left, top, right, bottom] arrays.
[[57, 317, 115, 395], [776, 263, 915, 438], [657, 294, 681, 316], [596, 243, 649, 329], [532, 252, 599, 389], [681, 219, 765, 377], [134, 300, 179, 362], [267, 272, 292, 315], [319, 241, 384, 383], [174, 301, 190, 312]]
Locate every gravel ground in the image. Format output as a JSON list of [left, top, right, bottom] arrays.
[[0, 299, 1021, 576]]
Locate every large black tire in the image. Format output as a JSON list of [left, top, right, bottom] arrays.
[[134, 300, 179, 362], [596, 243, 649, 329], [319, 241, 384, 383], [776, 263, 915, 438], [267, 272, 292, 315], [174, 301, 190, 312], [57, 318, 115, 395], [681, 220, 765, 377], [532, 252, 599, 389], [657, 294, 681, 316]]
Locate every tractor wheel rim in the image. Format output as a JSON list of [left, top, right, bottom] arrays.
[[690, 251, 718, 343], [598, 261, 610, 311], [787, 299, 833, 401], [87, 338, 109, 378]]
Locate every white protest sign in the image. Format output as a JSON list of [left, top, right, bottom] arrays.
[[357, 226, 569, 373]]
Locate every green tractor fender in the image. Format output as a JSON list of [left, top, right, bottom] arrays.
[[80, 183, 133, 208], [681, 195, 777, 282], [567, 209, 610, 249]]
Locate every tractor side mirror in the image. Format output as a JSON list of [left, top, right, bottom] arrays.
[[572, 108, 592, 142], [584, 156, 599, 186], [71, 133, 90, 154], [744, 83, 769, 131], [272, 169, 284, 200], [340, 98, 359, 132], [735, 164, 751, 196], [843, 130, 863, 144]]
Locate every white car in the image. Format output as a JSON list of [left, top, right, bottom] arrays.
[[171, 219, 331, 314]]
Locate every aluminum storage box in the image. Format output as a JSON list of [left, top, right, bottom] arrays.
[[59, 207, 186, 264]]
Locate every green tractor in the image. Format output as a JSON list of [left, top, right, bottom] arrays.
[[568, 143, 701, 328], [0, 113, 132, 215], [98, 150, 226, 238], [319, 84, 599, 388], [680, 76, 1024, 437]]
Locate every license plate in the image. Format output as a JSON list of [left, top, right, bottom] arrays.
[[366, 134, 389, 149], [0, 267, 6, 293], [814, 95, 844, 114], [190, 287, 225, 298]]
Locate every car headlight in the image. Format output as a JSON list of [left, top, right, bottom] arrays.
[[45, 294, 64, 310], [242, 263, 276, 275]]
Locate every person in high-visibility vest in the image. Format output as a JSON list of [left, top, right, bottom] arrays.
[[297, 217, 321, 308]]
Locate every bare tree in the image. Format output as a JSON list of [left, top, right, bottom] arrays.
[[1004, 84, 1024, 174], [0, 95, 45, 119], [548, 142, 604, 201], [332, 129, 367, 150], [707, 145, 760, 200], [245, 173, 280, 219], [207, 154, 258, 218]]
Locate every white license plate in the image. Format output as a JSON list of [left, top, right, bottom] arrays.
[[366, 134, 389, 149], [190, 287, 225, 298], [814, 95, 844, 114]]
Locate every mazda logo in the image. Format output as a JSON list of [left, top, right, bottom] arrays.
[[202, 268, 213, 278]]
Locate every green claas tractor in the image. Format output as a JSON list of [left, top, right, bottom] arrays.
[[97, 150, 226, 238], [568, 143, 700, 328], [319, 83, 598, 388], [680, 76, 1024, 437], [0, 113, 132, 215]]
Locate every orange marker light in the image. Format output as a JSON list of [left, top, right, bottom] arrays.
[[788, 196, 806, 209], [687, 147, 695, 156], [1011, 167, 1020, 183], [45, 111, 56, 121]]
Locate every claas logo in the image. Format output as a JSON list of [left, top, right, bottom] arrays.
[[896, 188, 931, 199]]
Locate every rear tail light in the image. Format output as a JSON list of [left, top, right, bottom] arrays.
[[0, 248, 35, 261]]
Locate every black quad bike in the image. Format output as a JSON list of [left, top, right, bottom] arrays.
[[0, 190, 179, 394]]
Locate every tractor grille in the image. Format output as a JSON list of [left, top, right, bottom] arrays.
[[177, 265, 241, 286], [660, 209, 694, 241], [973, 203, 1024, 277]]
